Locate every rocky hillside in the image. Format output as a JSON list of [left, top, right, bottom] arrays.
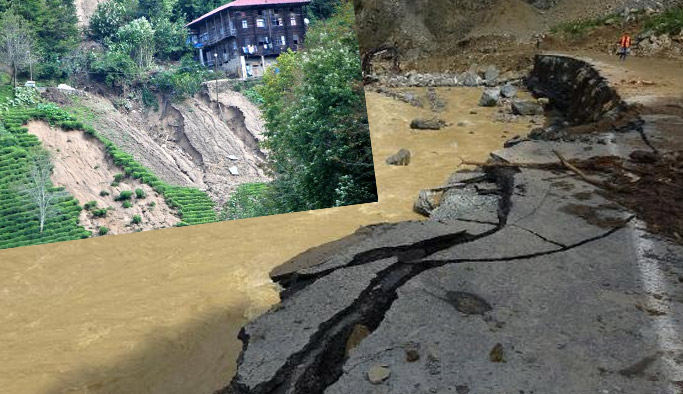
[[354, 0, 681, 53]]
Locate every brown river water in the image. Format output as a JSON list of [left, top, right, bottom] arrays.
[[0, 88, 535, 394]]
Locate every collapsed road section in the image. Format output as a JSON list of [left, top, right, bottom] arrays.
[[219, 55, 683, 394]]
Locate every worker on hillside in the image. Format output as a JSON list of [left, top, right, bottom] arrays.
[[618, 32, 632, 62]]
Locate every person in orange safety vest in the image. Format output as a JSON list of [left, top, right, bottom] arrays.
[[619, 32, 632, 62]]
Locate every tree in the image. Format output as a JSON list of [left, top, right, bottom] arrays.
[[89, 0, 132, 41], [258, 1, 377, 211], [0, 11, 35, 87], [116, 17, 156, 69], [18, 149, 68, 234]]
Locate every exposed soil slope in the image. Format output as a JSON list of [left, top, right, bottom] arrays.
[[61, 87, 270, 208], [27, 121, 179, 235]]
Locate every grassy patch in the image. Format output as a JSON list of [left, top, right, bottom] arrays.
[[221, 182, 279, 221], [643, 7, 683, 35]]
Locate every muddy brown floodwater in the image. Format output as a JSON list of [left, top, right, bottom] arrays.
[[0, 88, 535, 394]]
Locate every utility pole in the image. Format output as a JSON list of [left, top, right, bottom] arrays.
[[214, 53, 219, 103]]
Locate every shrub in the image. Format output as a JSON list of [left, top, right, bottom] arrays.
[[83, 201, 98, 210], [92, 208, 107, 217], [100, 190, 110, 197], [135, 188, 146, 199], [113, 173, 124, 182], [115, 190, 133, 201], [131, 214, 142, 224], [98, 226, 109, 235], [122, 200, 133, 208], [148, 201, 156, 207]]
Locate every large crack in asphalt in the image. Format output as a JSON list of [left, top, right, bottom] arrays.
[[223, 55, 658, 394], [222, 164, 635, 394]]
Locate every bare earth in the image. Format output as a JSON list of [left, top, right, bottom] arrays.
[[27, 121, 179, 235]]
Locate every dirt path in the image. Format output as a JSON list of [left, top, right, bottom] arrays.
[[0, 88, 535, 394], [27, 121, 179, 235]]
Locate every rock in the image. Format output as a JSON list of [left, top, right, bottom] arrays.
[[227, 155, 239, 161], [489, 343, 505, 362], [386, 148, 411, 166], [512, 100, 544, 116], [484, 65, 500, 83], [479, 88, 500, 107], [456, 385, 471, 394], [410, 118, 446, 130], [345, 324, 371, 355], [405, 347, 420, 362], [426, 346, 441, 375], [460, 71, 480, 87], [500, 83, 518, 99], [504, 135, 528, 148], [367, 365, 391, 384], [228, 166, 239, 175], [446, 291, 493, 315], [629, 150, 659, 164], [414, 189, 440, 216]]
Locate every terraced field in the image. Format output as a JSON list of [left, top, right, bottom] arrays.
[[0, 91, 217, 250]]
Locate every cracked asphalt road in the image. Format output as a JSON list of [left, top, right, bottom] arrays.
[[222, 54, 683, 394]]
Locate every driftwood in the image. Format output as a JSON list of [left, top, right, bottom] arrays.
[[459, 153, 621, 191]]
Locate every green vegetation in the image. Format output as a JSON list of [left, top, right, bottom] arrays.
[[221, 183, 279, 220], [135, 188, 146, 199], [115, 190, 133, 201], [84, 201, 98, 210], [251, 2, 377, 214], [644, 7, 683, 35], [551, 13, 625, 37], [98, 226, 109, 235], [92, 208, 108, 218], [131, 214, 142, 224], [122, 201, 133, 208], [100, 190, 110, 197]]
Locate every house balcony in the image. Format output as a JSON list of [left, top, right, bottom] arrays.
[[198, 26, 237, 47]]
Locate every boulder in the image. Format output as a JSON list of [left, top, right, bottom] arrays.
[[385, 148, 411, 166], [410, 118, 446, 130], [460, 71, 480, 87], [479, 88, 500, 107], [500, 84, 518, 99], [484, 65, 500, 83], [511, 100, 544, 116]]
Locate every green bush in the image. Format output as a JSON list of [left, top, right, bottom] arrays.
[[644, 7, 683, 35], [131, 214, 142, 224], [135, 188, 146, 199], [115, 190, 133, 201], [100, 190, 110, 197], [98, 226, 109, 235], [148, 201, 156, 207], [141, 88, 159, 111], [122, 200, 133, 208], [92, 208, 108, 217], [113, 173, 125, 182], [84, 201, 98, 210]]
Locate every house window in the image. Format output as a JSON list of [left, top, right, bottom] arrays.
[[257, 36, 266, 46], [256, 18, 265, 27], [242, 20, 248, 28], [273, 8, 279, 15], [292, 34, 299, 45], [280, 35, 286, 45], [258, 10, 264, 16], [290, 16, 296, 26]]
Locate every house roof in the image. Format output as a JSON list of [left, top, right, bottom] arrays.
[[186, 0, 311, 28]]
